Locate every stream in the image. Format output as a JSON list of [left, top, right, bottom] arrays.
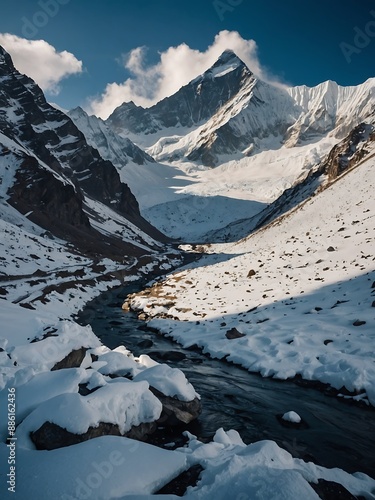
[[77, 281, 375, 478]]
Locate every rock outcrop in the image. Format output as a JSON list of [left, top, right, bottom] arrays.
[[0, 45, 169, 259]]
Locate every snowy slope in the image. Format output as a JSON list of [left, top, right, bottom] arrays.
[[100, 51, 375, 241], [68, 106, 154, 169], [127, 146, 375, 405], [141, 137, 336, 241], [0, 45, 170, 255], [1, 45, 375, 499]]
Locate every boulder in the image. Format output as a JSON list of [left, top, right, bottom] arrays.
[[51, 347, 87, 371], [137, 339, 154, 349], [353, 320, 366, 326], [30, 420, 157, 451], [151, 387, 201, 426], [225, 327, 246, 340], [122, 301, 131, 311]]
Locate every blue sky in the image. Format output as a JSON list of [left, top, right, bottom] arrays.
[[1, 0, 374, 116]]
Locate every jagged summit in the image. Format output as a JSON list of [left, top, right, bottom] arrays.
[[190, 49, 248, 86], [106, 49, 254, 139], [209, 49, 245, 71], [0, 44, 14, 70], [216, 48, 238, 60], [69, 105, 87, 117], [68, 105, 155, 167]]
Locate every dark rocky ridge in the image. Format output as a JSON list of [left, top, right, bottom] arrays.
[[68, 106, 155, 168], [0, 45, 169, 258], [107, 50, 255, 136], [325, 122, 375, 180]]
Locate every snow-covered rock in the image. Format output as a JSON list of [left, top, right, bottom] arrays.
[[282, 411, 302, 424], [68, 106, 154, 169]]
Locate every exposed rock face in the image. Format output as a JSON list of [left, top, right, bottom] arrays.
[[151, 387, 202, 426], [8, 156, 90, 239], [225, 327, 246, 340], [107, 50, 252, 136], [68, 106, 154, 169], [325, 122, 375, 180], [51, 347, 88, 371], [30, 420, 157, 451], [0, 45, 169, 258]]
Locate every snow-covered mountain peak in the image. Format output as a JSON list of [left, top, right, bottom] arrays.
[[215, 48, 240, 62], [201, 49, 247, 80], [106, 50, 254, 145], [69, 105, 88, 118], [68, 105, 154, 168]]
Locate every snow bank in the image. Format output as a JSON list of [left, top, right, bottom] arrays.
[[0, 437, 187, 499], [131, 155, 375, 405], [133, 364, 199, 402], [15, 380, 162, 449], [0, 368, 86, 441], [124, 429, 375, 499]]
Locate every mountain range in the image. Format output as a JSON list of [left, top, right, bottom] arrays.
[[1, 42, 374, 257], [66, 49, 375, 242], [0, 42, 375, 499], [105, 49, 374, 164]]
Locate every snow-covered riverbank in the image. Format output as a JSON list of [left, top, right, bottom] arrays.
[[128, 152, 375, 407]]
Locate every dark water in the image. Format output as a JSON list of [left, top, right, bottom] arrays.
[[77, 283, 375, 478]]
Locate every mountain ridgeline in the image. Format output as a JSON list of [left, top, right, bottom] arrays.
[[104, 50, 375, 167], [1, 44, 374, 253], [107, 50, 254, 136], [0, 45, 169, 260]]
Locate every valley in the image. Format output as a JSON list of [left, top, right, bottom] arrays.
[[0, 42, 374, 499]]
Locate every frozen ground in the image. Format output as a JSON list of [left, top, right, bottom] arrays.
[[129, 150, 375, 406], [1, 154, 374, 498], [121, 137, 338, 241], [1, 45, 374, 498]]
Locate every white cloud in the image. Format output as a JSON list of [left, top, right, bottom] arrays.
[[0, 33, 82, 95], [89, 30, 285, 119]]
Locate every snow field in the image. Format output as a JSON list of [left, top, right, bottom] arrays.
[[129, 155, 375, 405]]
